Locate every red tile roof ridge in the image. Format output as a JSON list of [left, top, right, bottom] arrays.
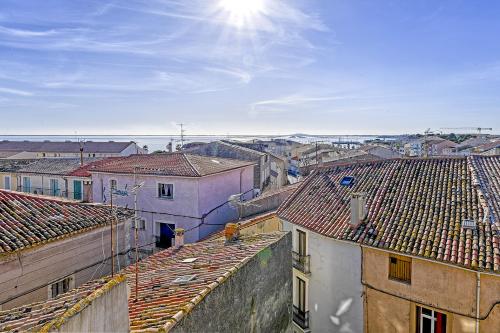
[[182, 153, 202, 176]]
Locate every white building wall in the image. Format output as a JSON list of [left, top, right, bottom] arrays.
[[283, 221, 364, 333]]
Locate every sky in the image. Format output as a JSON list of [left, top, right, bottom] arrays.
[[0, 0, 499, 135]]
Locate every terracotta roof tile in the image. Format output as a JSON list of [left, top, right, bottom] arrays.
[[90, 153, 254, 177], [17, 158, 102, 176], [125, 232, 286, 332], [0, 190, 130, 253], [278, 157, 500, 272]]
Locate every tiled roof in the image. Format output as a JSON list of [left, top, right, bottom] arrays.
[[185, 141, 265, 162], [321, 151, 383, 167], [68, 157, 123, 177], [0, 190, 130, 254], [202, 212, 279, 241], [125, 232, 286, 332], [470, 156, 500, 226], [16, 158, 102, 176], [475, 140, 500, 152], [0, 159, 37, 172], [0, 141, 135, 153], [278, 157, 500, 272], [90, 153, 254, 177], [0, 275, 125, 332]]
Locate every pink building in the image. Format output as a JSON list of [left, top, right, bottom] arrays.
[[90, 153, 255, 251]]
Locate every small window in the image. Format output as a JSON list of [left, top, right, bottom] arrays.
[[4, 176, 10, 190], [389, 255, 411, 283], [50, 276, 72, 298], [110, 179, 117, 190], [416, 306, 447, 333], [158, 183, 173, 199], [133, 218, 146, 230], [297, 230, 306, 256]]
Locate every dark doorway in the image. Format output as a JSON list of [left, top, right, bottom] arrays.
[[156, 223, 175, 249]]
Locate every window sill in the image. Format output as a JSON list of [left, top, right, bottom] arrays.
[[388, 277, 411, 285], [157, 197, 174, 200]]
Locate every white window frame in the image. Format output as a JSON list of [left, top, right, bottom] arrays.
[[157, 182, 174, 200]]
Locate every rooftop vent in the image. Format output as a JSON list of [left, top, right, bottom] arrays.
[[350, 192, 368, 228], [181, 258, 198, 263], [340, 176, 355, 187], [462, 219, 476, 230], [172, 275, 196, 284]]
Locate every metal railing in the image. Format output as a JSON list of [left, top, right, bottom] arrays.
[[293, 305, 310, 330], [16, 186, 84, 201], [292, 251, 311, 274]]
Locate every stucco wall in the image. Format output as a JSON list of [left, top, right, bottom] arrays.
[[91, 166, 254, 246], [362, 247, 500, 333], [171, 232, 292, 333], [54, 279, 129, 333], [282, 221, 364, 333], [0, 221, 130, 310]]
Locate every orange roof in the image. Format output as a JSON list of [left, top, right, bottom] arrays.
[[279, 157, 500, 272], [125, 232, 286, 332], [90, 153, 254, 177]]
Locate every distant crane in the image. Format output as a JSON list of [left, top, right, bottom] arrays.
[[440, 127, 493, 135]]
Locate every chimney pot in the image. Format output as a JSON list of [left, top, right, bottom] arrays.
[[175, 228, 185, 248], [224, 223, 240, 242]]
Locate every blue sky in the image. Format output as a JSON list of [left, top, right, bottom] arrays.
[[0, 0, 499, 135]]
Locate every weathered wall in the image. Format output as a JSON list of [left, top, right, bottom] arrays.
[[240, 185, 297, 218], [0, 221, 130, 310], [172, 232, 292, 333], [54, 279, 129, 333], [363, 247, 500, 333]]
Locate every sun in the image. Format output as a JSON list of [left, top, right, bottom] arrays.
[[218, 0, 266, 28]]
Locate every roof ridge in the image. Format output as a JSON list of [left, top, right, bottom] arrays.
[[183, 153, 202, 176]]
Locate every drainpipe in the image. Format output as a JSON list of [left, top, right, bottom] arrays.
[[476, 271, 481, 333]]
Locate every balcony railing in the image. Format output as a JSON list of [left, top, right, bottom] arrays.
[[16, 186, 84, 201], [293, 305, 310, 330], [292, 251, 310, 274]]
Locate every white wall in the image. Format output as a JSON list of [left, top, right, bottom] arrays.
[[283, 221, 364, 333]]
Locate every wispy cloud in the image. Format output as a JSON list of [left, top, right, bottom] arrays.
[[204, 67, 252, 84], [0, 87, 33, 96], [0, 25, 58, 37], [250, 94, 354, 115]]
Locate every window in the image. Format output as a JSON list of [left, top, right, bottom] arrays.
[[110, 179, 117, 190], [4, 176, 10, 190], [416, 306, 447, 333], [297, 229, 306, 256], [389, 255, 411, 283], [22, 177, 31, 193], [50, 276, 72, 298], [133, 218, 146, 230], [158, 183, 174, 199], [49, 179, 59, 196], [297, 277, 306, 312]]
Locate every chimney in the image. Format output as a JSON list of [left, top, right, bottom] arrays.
[[175, 228, 185, 248], [79, 146, 84, 166], [350, 192, 368, 228], [224, 223, 240, 242]]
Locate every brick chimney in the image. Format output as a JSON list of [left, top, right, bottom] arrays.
[[174, 228, 185, 248]]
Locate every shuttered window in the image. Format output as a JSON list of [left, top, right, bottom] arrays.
[[389, 255, 411, 283]]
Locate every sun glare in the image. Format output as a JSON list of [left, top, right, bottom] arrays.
[[218, 0, 266, 28]]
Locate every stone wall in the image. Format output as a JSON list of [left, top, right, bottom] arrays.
[[172, 232, 292, 333]]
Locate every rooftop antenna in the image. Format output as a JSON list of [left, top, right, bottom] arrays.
[[78, 138, 86, 166], [177, 123, 186, 149]]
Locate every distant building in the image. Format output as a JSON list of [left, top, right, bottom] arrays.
[[0, 158, 118, 202], [90, 153, 255, 251], [0, 230, 292, 333], [185, 140, 274, 191], [0, 190, 132, 310], [278, 156, 500, 333], [0, 140, 146, 159]]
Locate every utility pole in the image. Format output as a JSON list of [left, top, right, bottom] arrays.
[[110, 186, 115, 277], [78, 139, 85, 166], [131, 167, 144, 302]]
